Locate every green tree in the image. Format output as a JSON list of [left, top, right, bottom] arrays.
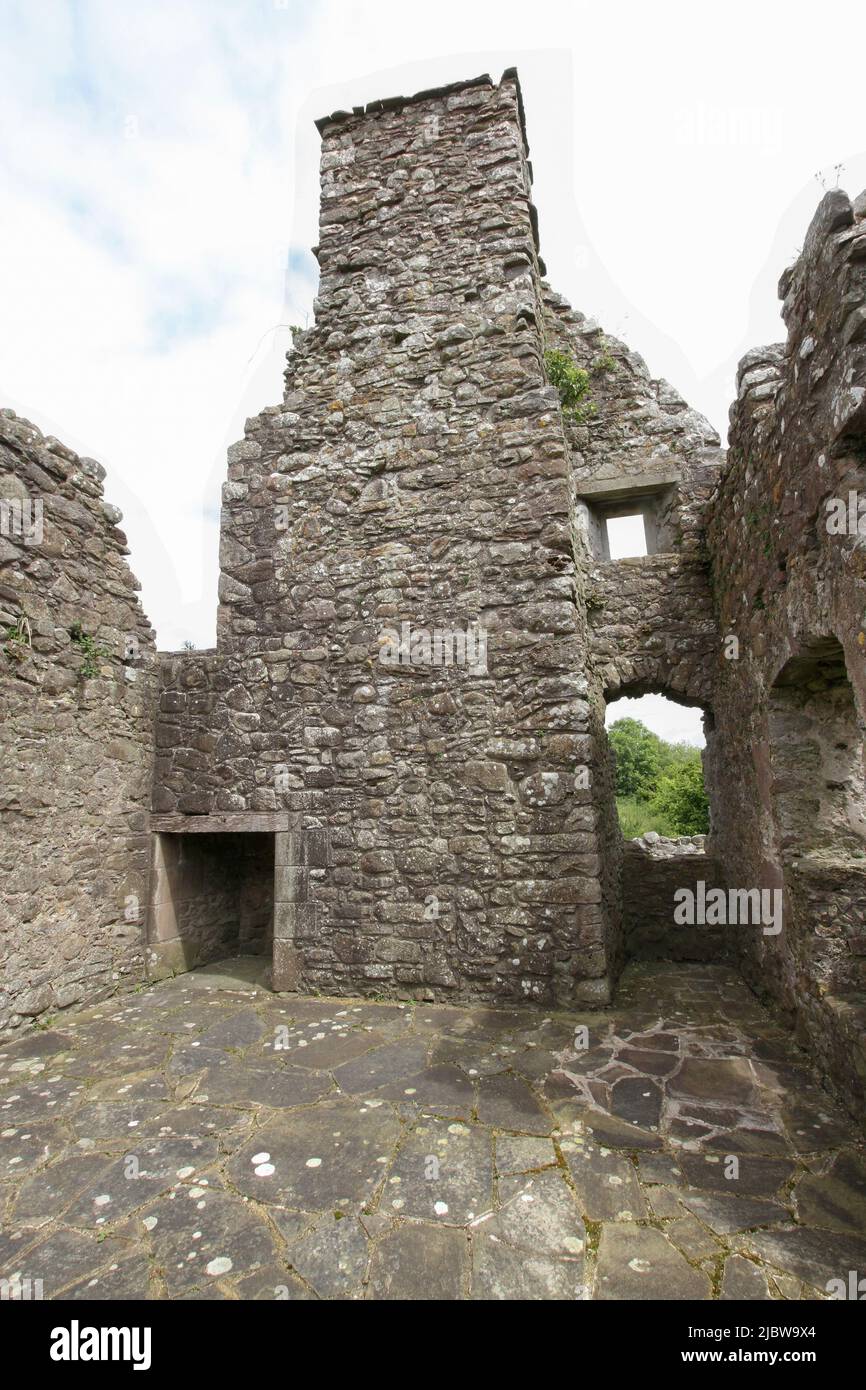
[[656, 737, 698, 777], [650, 758, 709, 835], [608, 718, 663, 799]]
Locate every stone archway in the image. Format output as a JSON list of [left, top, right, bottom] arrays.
[[601, 658, 714, 714], [601, 680, 726, 965]]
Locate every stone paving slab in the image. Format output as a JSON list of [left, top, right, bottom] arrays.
[[0, 959, 864, 1300]]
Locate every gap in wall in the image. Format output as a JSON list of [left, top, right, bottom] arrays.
[[605, 692, 708, 841], [605, 513, 647, 559]]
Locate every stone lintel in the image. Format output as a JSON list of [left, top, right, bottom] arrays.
[[150, 812, 289, 834], [575, 467, 681, 503]]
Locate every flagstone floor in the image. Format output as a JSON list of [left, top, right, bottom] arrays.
[[1, 960, 865, 1300]]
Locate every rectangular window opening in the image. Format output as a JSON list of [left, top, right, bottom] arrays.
[[605, 513, 648, 559]]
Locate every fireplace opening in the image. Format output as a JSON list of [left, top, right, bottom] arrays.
[[147, 831, 275, 979]]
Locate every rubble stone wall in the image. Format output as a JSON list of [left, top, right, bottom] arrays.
[[541, 281, 723, 710], [6, 69, 865, 1129], [622, 836, 729, 962], [150, 71, 730, 1008], [0, 411, 156, 1035], [154, 649, 221, 815], [707, 187, 866, 1114], [540, 280, 724, 971], [153, 72, 619, 1006]]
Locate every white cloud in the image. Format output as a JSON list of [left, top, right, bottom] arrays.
[[606, 695, 706, 748], [1, 0, 863, 646]]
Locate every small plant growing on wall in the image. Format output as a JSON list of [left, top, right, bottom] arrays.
[[3, 614, 32, 663], [69, 621, 110, 680], [544, 348, 596, 423], [592, 340, 618, 375]]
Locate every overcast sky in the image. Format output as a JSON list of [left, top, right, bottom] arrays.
[[1, 0, 864, 742]]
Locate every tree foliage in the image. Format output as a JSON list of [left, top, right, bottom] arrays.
[[608, 716, 709, 836], [608, 717, 662, 798], [650, 758, 709, 835]]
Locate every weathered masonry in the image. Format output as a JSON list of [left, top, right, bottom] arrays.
[[148, 70, 726, 1014], [0, 414, 156, 1021], [1, 70, 865, 1123]]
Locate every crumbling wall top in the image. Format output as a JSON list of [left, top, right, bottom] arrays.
[[314, 67, 529, 156]]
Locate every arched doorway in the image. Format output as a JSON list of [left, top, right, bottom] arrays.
[[604, 690, 709, 841], [601, 685, 726, 964]]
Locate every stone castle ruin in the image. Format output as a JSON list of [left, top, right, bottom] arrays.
[[2, 70, 866, 1122]]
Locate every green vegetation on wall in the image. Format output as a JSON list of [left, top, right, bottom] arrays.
[[3, 614, 31, 664], [544, 348, 595, 423], [70, 622, 110, 680]]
